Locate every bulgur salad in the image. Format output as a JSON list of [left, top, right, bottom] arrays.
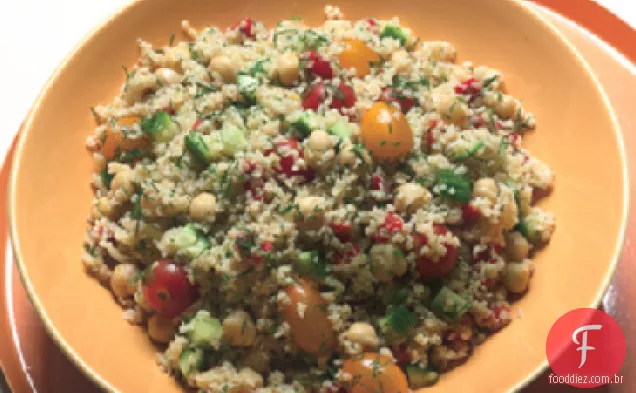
[[83, 6, 555, 393]]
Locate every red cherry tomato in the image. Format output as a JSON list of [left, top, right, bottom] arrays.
[[332, 243, 360, 265], [142, 259, 198, 318], [191, 119, 202, 130], [461, 204, 480, 225], [329, 82, 356, 113], [379, 87, 416, 113], [372, 212, 404, 243], [454, 77, 480, 96], [264, 138, 314, 181], [302, 82, 327, 111], [330, 223, 353, 242], [416, 224, 458, 280], [234, 17, 254, 39], [303, 52, 333, 80]]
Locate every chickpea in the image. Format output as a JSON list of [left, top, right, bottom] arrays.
[[473, 177, 498, 202], [338, 140, 372, 167], [394, 183, 431, 214], [494, 95, 521, 118], [223, 311, 256, 346], [111, 168, 135, 196], [505, 231, 530, 261], [209, 55, 240, 83], [295, 196, 326, 230], [110, 263, 138, 299], [308, 130, 334, 151], [189, 192, 217, 222], [342, 322, 379, 351], [98, 196, 115, 217], [276, 53, 300, 87], [148, 314, 176, 343], [503, 261, 531, 293], [154, 68, 182, 85], [369, 244, 407, 282], [435, 92, 471, 123], [390, 49, 411, 73]]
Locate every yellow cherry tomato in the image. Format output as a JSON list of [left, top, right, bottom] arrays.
[[101, 115, 149, 159], [338, 39, 381, 78], [360, 102, 414, 160], [341, 353, 409, 393], [283, 279, 336, 355]]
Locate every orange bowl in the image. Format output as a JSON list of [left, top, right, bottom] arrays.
[[7, 0, 628, 392]]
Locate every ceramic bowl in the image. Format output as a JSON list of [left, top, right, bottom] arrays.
[[8, 0, 628, 392]]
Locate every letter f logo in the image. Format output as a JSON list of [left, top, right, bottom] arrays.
[[572, 324, 602, 368]]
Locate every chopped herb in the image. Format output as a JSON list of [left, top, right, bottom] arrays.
[[90, 107, 99, 121], [453, 140, 485, 161], [119, 148, 148, 163], [290, 16, 302, 20], [439, 75, 448, 83], [482, 75, 497, 88], [499, 139, 510, 155], [379, 305, 416, 335], [437, 170, 472, 204], [169, 33, 175, 46], [100, 168, 114, 188]]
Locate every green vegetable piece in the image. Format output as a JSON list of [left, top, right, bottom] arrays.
[[237, 74, 259, 103], [294, 251, 327, 279], [437, 170, 472, 204], [389, 287, 409, 305], [380, 23, 408, 46], [185, 131, 213, 163], [327, 120, 353, 142], [250, 59, 269, 77], [406, 365, 440, 388], [453, 140, 485, 161], [293, 110, 320, 137], [174, 224, 211, 259], [379, 305, 416, 336], [179, 348, 204, 376], [100, 168, 114, 188], [430, 286, 471, 320], [188, 312, 223, 347], [220, 127, 248, 155], [141, 111, 178, 142]]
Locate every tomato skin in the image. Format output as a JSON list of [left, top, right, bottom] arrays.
[[360, 101, 414, 161], [461, 204, 480, 225], [338, 39, 381, 78], [370, 175, 386, 191], [332, 243, 360, 265], [142, 259, 198, 319], [340, 353, 409, 393], [283, 279, 336, 354], [329, 83, 356, 113], [372, 212, 403, 243], [302, 82, 327, 111], [304, 52, 333, 79], [379, 87, 416, 113], [415, 224, 459, 280], [330, 223, 353, 242], [234, 17, 254, 39], [264, 138, 314, 181]]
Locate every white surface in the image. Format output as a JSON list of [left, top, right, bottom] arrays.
[[0, 0, 633, 161]]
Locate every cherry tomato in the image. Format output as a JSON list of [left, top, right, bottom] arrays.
[[332, 243, 360, 265], [303, 52, 333, 79], [338, 39, 381, 78], [142, 259, 198, 318], [461, 204, 480, 225], [360, 101, 414, 161], [416, 224, 458, 280], [302, 82, 327, 111], [234, 17, 255, 39], [264, 138, 314, 181], [330, 223, 353, 242], [340, 353, 409, 393], [329, 82, 357, 113], [284, 279, 336, 354], [379, 87, 416, 113], [101, 115, 149, 160], [372, 212, 403, 243]]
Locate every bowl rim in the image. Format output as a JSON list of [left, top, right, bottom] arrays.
[[6, 0, 630, 392]]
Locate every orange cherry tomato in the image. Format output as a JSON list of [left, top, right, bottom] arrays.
[[360, 102, 414, 160], [283, 279, 336, 355], [338, 39, 381, 78], [341, 353, 409, 393], [101, 115, 149, 159]]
